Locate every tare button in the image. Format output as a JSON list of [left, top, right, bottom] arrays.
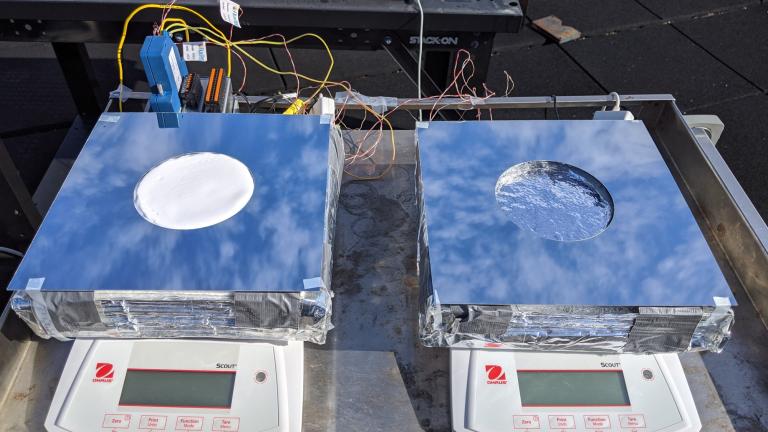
[[212, 417, 240, 431], [584, 415, 611, 429], [549, 415, 575, 429], [620, 414, 646, 429], [513, 415, 540, 429], [174, 416, 203, 431]]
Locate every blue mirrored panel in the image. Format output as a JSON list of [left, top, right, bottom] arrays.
[[8, 113, 332, 292], [418, 120, 733, 306]]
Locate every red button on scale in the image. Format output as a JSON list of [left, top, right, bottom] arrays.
[[212, 417, 241, 431], [549, 415, 576, 429], [513, 415, 540, 429], [139, 415, 168, 430], [175, 416, 203, 431], [102, 414, 131, 429], [620, 414, 646, 429], [584, 415, 611, 429]]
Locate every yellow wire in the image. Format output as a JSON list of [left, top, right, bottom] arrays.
[[158, 22, 394, 180], [172, 27, 393, 179], [117, 4, 232, 111], [160, 18, 190, 41], [166, 25, 333, 105]]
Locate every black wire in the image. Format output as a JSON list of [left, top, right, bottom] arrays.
[[552, 95, 560, 120], [235, 91, 251, 113]]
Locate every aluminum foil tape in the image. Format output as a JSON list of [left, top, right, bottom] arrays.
[[10, 126, 343, 344]]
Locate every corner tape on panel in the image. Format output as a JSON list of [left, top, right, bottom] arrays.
[[26, 277, 45, 290], [303, 277, 325, 290], [712, 296, 732, 318], [99, 115, 120, 124], [713, 296, 731, 307], [416, 121, 430, 129]]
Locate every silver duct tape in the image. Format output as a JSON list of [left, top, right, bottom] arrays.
[[419, 302, 734, 353]]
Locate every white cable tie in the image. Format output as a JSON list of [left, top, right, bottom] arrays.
[[609, 92, 621, 111]]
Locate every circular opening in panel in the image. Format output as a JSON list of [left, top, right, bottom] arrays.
[[134, 152, 254, 230], [495, 160, 613, 242]]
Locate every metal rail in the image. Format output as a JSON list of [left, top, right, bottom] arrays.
[[336, 93, 677, 110]]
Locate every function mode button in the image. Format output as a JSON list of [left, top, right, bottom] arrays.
[[212, 417, 240, 431], [620, 414, 646, 429], [102, 414, 131, 429], [175, 416, 204, 431], [139, 415, 167, 430], [584, 415, 611, 430], [513, 415, 541, 429], [549, 415, 575, 429]]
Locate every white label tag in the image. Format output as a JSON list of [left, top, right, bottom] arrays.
[[99, 114, 120, 123], [219, 0, 241, 28], [168, 48, 183, 91], [182, 42, 208, 62], [26, 277, 45, 290]]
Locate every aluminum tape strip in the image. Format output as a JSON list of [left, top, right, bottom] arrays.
[[25, 278, 70, 341]]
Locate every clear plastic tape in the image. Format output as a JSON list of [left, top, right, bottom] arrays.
[[24, 279, 70, 341], [418, 302, 734, 353], [334, 91, 398, 114], [10, 128, 345, 345]]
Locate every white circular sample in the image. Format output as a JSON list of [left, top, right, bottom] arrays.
[[134, 152, 254, 230], [495, 160, 614, 242]]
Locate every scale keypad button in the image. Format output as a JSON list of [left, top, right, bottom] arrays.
[[212, 417, 240, 431], [175, 416, 203, 431], [620, 414, 646, 429], [513, 415, 540, 429], [139, 415, 167, 430], [549, 415, 575, 429], [583, 415, 611, 429], [102, 414, 131, 429]]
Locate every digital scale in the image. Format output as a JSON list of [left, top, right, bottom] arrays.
[[46, 339, 304, 432], [451, 349, 701, 432]]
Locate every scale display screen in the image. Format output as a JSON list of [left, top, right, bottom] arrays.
[[118, 369, 237, 409], [517, 370, 631, 407]]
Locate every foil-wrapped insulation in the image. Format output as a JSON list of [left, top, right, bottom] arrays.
[[8, 114, 342, 344], [418, 301, 733, 353], [11, 289, 333, 344], [415, 121, 736, 354]]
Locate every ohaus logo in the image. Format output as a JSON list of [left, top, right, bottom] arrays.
[[93, 363, 114, 383], [485, 364, 507, 384]]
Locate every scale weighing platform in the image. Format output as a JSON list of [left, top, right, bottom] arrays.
[[46, 339, 303, 432], [451, 349, 701, 432]]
